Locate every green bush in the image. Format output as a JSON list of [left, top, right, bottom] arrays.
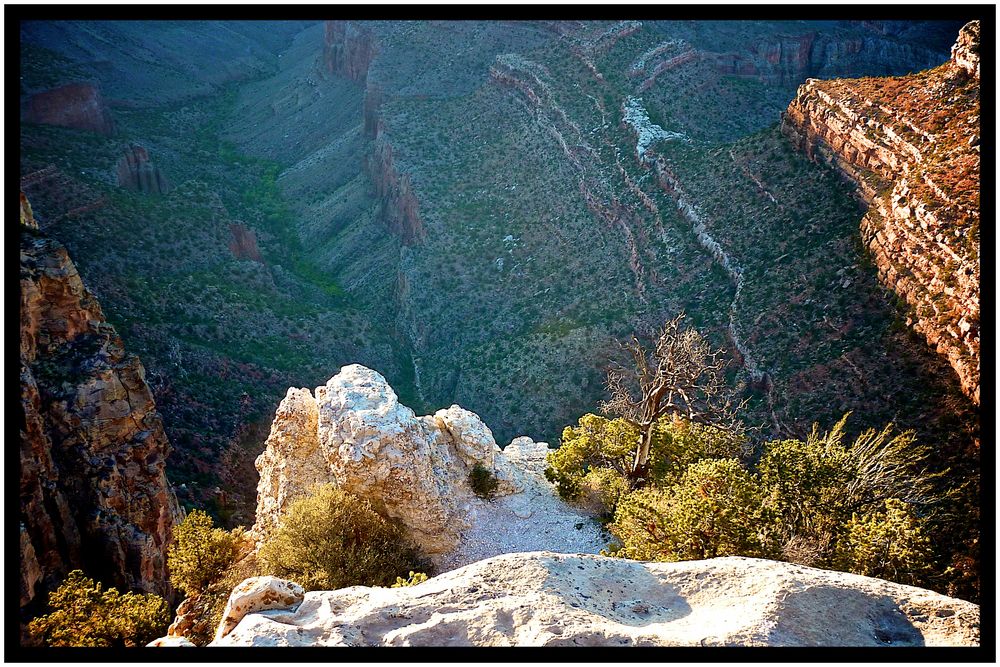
[[834, 499, 935, 585], [167, 510, 238, 596], [258, 484, 425, 591], [545, 414, 640, 503], [609, 459, 770, 561], [27, 570, 170, 647], [545, 413, 746, 516], [469, 462, 499, 499], [391, 571, 429, 588]]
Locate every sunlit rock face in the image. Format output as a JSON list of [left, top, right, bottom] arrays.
[[782, 21, 980, 405], [206, 553, 980, 647], [252, 364, 605, 567], [19, 194, 181, 617]]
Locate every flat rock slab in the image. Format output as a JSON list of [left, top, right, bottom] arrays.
[[210, 552, 979, 647]]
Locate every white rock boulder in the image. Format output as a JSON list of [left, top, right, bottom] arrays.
[[210, 552, 980, 647], [214, 576, 305, 642]]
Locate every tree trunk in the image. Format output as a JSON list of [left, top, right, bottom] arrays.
[[629, 422, 656, 483]]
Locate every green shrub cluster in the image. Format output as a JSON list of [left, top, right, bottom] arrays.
[[468, 462, 499, 499], [391, 571, 429, 588], [257, 484, 425, 591], [549, 412, 945, 588], [167, 510, 239, 597], [27, 570, 170, 647]]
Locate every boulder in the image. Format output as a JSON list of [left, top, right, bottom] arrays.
[[147, 636, 196, 647], [211, 552, 980, 647], [214, 576, 305, 642]]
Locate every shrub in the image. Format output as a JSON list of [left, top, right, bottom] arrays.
[[167, 510, 238, 596], [391, 571, 429, 588], [468, 462, 499, 499], [609, 459, 770, 562], [834, 499, 935, 585], [545, 414, 640, 502], [27, 570, 170, 647], [257, 484, 424, 591]]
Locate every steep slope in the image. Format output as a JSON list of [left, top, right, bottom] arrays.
[[19, 194, 181, 622], [782, 20, 980, 404], [206, 553, 979, 647]]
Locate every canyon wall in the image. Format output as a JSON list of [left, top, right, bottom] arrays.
[[781, 21, 980, 404], [19, 195, 181, 617], [22, 82, 115, 135], [323, 20, 376, 83]]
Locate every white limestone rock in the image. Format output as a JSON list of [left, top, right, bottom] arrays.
[[253, 364, 521, 558], [147, 636, 195, 647], [210, 552, 979, 647], [214, 576, 305, 642]]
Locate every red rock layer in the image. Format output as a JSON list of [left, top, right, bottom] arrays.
[[23, 83, 115, 135], [228, 223, 263, 262], [20, 196, 181, 617], [781, 22, 980, 404]]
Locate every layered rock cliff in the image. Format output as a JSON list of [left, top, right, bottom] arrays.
[[22, 82, 115, 135], [19, 195, 181, 617], [204, 553, 979, 647], [782, 21, 980, 404], [252, 365, 605, 569]]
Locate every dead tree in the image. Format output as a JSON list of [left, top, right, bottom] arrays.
[[600, 313, 744, 483]]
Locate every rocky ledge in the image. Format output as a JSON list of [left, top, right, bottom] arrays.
[[252, 364, 605, 570], [200, 552, 978, 647], [781, 21, 980, 404]]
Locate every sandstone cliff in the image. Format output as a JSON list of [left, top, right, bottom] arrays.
[[252, 365, 605, 568], [19, 195, 181, 618], [204, 553, 979, 647], [782, 21, 979, 404], [22, 82, 115, 135]]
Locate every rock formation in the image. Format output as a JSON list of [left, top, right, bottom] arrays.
[[366, 130, 425, 245], [19, 194, 181, 619], [22, 82, 115, 135], [323, 20, 376, 83], [115, 144, 170, 194], [227, 222, 263, 262], [252, 365, 605, 567], [782, 21, 979, 404], [203, 553, 979, 647]]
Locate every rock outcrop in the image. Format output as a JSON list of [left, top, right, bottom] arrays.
[[323, 20, 376, 83], [227, 222, 263, 262], [366, 124, 425, 245], [206, 552, 979, 647], [115, 144, 170, 194], [22, 82, 115, 135], [252, 365, 605, 567], [781, 21, 980, 404], [214, 576, 305, 642], [19, 195, 181, 618], [252, 364, 512, 555]]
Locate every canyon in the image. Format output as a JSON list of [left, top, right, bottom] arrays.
[[18, 17, 982, 641]]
